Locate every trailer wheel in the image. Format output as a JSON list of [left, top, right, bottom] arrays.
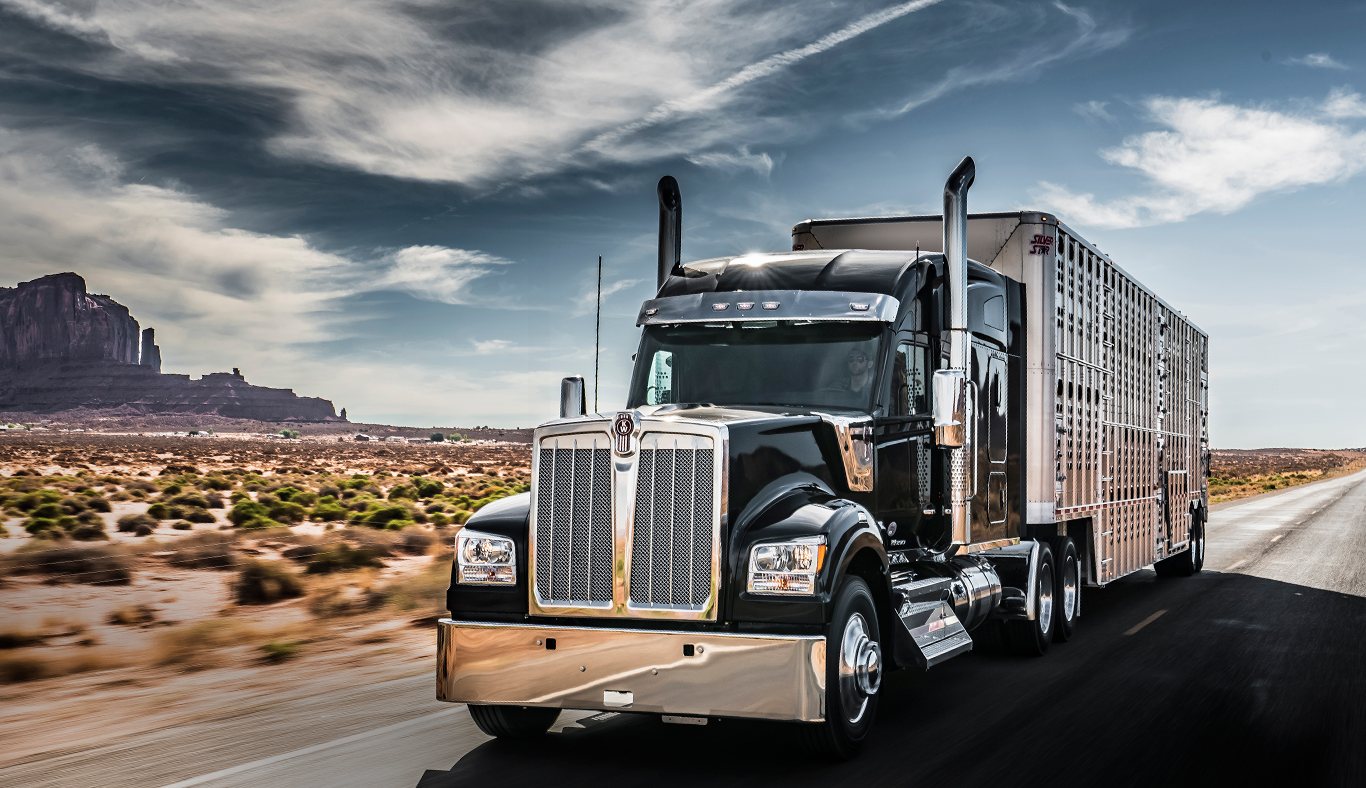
[[801, 575, 881, 760], [1007, 542, 1055, 657], [1051, 537, 1079, 643], [1155, 517, 1205, 577], [467, 705, 560, 738]]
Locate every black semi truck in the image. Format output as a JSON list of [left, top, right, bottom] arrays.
[[437, 158, 1210, 758]]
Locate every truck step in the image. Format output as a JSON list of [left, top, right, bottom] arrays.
[[889, 574, 973, 670]]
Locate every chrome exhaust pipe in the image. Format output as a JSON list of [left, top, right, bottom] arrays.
[[942, 157, 975, 544], [657, 175, 682, 291], [559, 376, 586, 419]]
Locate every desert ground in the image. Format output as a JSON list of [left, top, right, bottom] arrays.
[[1, 434, 1362, 773], [0, 431, 530, 767]]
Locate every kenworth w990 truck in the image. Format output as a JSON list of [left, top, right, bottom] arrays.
[[437, 158, 1209, 758]]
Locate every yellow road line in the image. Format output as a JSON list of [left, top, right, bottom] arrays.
[[1124, 609, 1167, 636]]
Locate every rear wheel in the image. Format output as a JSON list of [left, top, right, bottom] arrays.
[[1007, 542, 1055, 657], [467, 704, 560, 738], [1155, 516, 1205, 577], [1051, 537, 1079, 643], [802, 575, 881, 760]]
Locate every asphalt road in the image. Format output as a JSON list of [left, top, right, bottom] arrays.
[[8, 471, 1365, 788]]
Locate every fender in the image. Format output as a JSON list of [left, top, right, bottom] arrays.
[[445, 493, 529, 619], [728, 474, 886, 626]]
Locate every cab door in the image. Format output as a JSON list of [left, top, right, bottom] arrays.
[[876, 337, 935, 550]]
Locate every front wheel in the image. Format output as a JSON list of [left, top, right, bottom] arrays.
[[1051, 537, 1079, 642], [802, 575, 882, 760], [467, 704, 560, 738]]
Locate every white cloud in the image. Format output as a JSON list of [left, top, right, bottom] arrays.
[[1035, 91, 1366, 228], [470, 339, 515, 355], [1285, 53, 1348, 70], [379, 246, 513, 306], [686, 147, 778, 176], [1323, 86, 1366, 119], [1073, 100, 1116, 123]]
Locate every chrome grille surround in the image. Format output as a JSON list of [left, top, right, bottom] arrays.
[[528, 417, 727, 621]]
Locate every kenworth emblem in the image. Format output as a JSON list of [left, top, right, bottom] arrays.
[[613, 411, 639, 455]]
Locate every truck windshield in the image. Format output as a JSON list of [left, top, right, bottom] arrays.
[[627, 322, 884, 412]]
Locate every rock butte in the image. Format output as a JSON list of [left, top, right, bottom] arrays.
[[0, 273, 341, 422]]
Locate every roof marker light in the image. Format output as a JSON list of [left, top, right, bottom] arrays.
[[711, 303, 729, 312], [850, 303, 870, 312], [645, 308, 658, 316], [761, 301, 780, 310], [737, 302, 754, 311]]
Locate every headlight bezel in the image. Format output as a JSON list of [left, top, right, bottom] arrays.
[[746, 535, 826, 596], [455, 528, 517, 586]]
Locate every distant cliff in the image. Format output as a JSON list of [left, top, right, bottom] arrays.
[[0, 273, 140, 369], [0, 273, 341, 421]]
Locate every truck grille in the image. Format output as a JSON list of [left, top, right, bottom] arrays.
[[629, 438, 715, 609], [533, 440, 613, 606]]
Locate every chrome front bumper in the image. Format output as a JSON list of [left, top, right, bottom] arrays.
[[437, 619, 827, 722]]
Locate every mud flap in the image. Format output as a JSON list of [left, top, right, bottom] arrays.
[[890, 575, 973, 670]]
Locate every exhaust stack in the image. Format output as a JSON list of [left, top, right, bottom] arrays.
[[657, 175, 682, 290], [940, 157, 975, 545]]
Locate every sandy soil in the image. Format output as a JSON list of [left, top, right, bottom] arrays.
[[0, 432, 531, 768]]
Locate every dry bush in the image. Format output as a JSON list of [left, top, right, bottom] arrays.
[[376, 558, 451, 615], [233, 560, 304, 604], [152, 620, 259, 669], [305, 544, 385, 574], [398, 527, 436, 556], [117, 513, 156, 533], [4, 545, 133, 585], [107, 604, 156, 625], [0, 649, 127, 684]]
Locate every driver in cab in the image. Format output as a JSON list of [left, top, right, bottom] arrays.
[[847, 350, 874, 395]]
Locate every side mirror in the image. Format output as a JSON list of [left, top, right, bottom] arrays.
[[932, 369, 967, 447], [560, 376, 587, 419]]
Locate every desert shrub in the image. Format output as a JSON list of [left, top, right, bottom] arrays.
[[310, 501, 348, 522], [430, 513, 451, 526], [387, 484, 418, 501], [83, 495, 112, 513], [117, 513, 157, 533], [9, 545, 132, 584], [169, 492, 210, 509], [318, 483, 341, 498], [107, 604, 156, 625], [59, 496, 88, 514], [147, 503, 169, 520], [376, 558, 452, 614], [229, 490, 251, 504], [337, 527, 399, 557], [75, 509, 103, 525], [24, 517, 60, 535], [228, 500, 271, 528], [15, 490, 61, 511], [279, 429, 301, 439], [180, 507, 214, 523], [306, 544, 385, 574], [234, 560, 304, 604], [69, 523, 109, 541], [205, 491, 225, 509], [0, 655, 47, 683], [399, 527, 436, 556], [339, 478, 370, 491], [31, 502, 63, 519], [166, 532, 239, 569], [415, 478, 445, 498], [161, 484, 183, 496], [281, 543, 322, 561], [134, 523, 154, 536], [355, 505, 415, 530], [172, 520, 194, 530], [259, 640, 302, 663], [200, 476, 233, 491], [152, 620, 257, 668], [267, 500, 307, 524]]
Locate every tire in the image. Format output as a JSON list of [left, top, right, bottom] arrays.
[[801, 575, 882, 760], [1006, 541, 1055, 657], [1050, 536, 1079, 643], [467, 704, 560, 738], [1155, 515, 1205, 577]]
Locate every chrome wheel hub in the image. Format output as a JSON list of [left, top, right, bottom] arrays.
[[1062, 556, 1078, 621], [838, 613, 880, 723], [1037, 569, 1054, 634]]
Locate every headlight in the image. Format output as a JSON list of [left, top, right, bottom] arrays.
[[456, 529, 516, 585], [747, 536, 825, 595]]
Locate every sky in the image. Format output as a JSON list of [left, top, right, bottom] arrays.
[[1, 0, 1364, 447]]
